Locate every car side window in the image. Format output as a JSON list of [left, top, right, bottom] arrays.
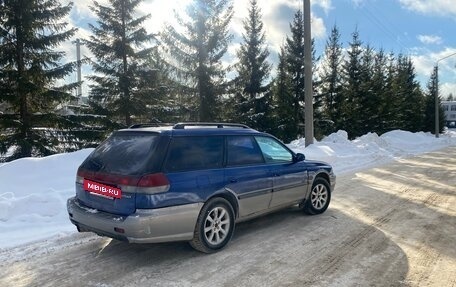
[[255, 136, 293, 163], [226, 136, 264, 166], [165, 136, 224, 172]]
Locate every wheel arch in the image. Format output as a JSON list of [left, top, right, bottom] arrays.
[[305, 170, 332, 200], [314, 171, 330, 185], [207, 189, 239, 219], [303, 170, 332, 215]]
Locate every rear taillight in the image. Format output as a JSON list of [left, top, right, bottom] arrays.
[[76, 169, 86, 184], [77, 168, 169, 194], [136, 173, 170, 194]]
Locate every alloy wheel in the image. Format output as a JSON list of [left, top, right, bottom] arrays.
[[311, 183, 328, 210], [203, 206, 231, 245]]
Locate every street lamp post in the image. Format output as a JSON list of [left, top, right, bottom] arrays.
[[435, 52, 456, 138], [303, 0, 313, 146]]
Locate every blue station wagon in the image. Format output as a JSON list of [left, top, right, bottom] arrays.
[[67, 123, 336, 253]]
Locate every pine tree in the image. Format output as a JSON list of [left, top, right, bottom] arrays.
[[319, 25, 343, 133], [85, 0, 156, 127], [233, 0, 271, 130], [341, 29, 363, 138], [447, 93, 454, 101], [423, 66, 445, 134], [161, 0, 233, 122], [0, 0, 78, 160]]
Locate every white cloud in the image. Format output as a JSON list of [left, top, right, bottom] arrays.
[[311, 15, 327, 39], [313, 0, 333, 14], [417, 34, 443, 45], [139, 0, 192, 35], [65, 0, 109, 20], [232, 0, 327, 55], [399, 0, 456, 17]]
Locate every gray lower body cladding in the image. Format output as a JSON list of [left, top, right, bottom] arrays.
[[67, 197, 203, 243]]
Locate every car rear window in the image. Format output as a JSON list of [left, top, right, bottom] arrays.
[[81, 132, 159, 175], [164, 136, 224, 172]]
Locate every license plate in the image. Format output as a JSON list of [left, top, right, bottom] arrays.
[[83, 179, 122, 199]]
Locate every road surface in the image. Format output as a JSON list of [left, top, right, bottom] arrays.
[[1, 147, 455, 287]]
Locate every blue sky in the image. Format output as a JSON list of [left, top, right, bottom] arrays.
[[63, 0, 456, 98]]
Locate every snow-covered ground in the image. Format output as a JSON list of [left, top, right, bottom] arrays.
[[0, 129, 455, 250]]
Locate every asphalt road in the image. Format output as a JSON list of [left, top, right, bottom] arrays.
[[1, 147, 455, 287]]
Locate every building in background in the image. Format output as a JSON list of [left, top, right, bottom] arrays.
[[442, 101, 456, 128]]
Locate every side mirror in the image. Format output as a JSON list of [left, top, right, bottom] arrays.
[[293, 153, 305, 163]]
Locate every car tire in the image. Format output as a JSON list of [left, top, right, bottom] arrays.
[[303, 177, 331, 215], [190, 197, 235, 253]]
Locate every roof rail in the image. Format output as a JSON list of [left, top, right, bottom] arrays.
[[173, 122, 250, 129], [129, 123, 173, 129]]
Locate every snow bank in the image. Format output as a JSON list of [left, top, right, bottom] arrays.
[[290, 129, 456, 174], [0, 149, 93, 249], [0, 130, 455, 249]]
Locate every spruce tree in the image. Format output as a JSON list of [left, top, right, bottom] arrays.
[[379, 52, 401, 132], [367, 49, 388, 134], [319, 25, 343, 133], [85, 0, 156, 127], [161, 0, 233, 122], [423, 66, 445, 134], [358, 45, 376, 135], [233, 0, 271, 130], [341, 29, 363, 138], [143, 49, 183, 123], [272, 47, 295, 143], [285, 10, 305, 136], [282, 10, 317, 140], [394, 55, 424, 132], [0, 0, 78, 160]]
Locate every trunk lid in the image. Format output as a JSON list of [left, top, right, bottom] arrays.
[[75, 131, 161, 216]]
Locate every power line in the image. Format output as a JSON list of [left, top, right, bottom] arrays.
[[359, 2, 411, 54]]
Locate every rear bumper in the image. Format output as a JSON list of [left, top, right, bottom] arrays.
[[67, 197, 203, 243]]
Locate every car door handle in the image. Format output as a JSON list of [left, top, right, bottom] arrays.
[[229, 178, 238, 183]]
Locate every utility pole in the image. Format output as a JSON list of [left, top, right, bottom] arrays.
[[435, 51, 456, 138], [75, 39, 82, 105], [435, 65, 439, 138], [303, 0, 314, 146]]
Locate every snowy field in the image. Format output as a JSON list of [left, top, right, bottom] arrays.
[[0, 129, 455, 250]]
